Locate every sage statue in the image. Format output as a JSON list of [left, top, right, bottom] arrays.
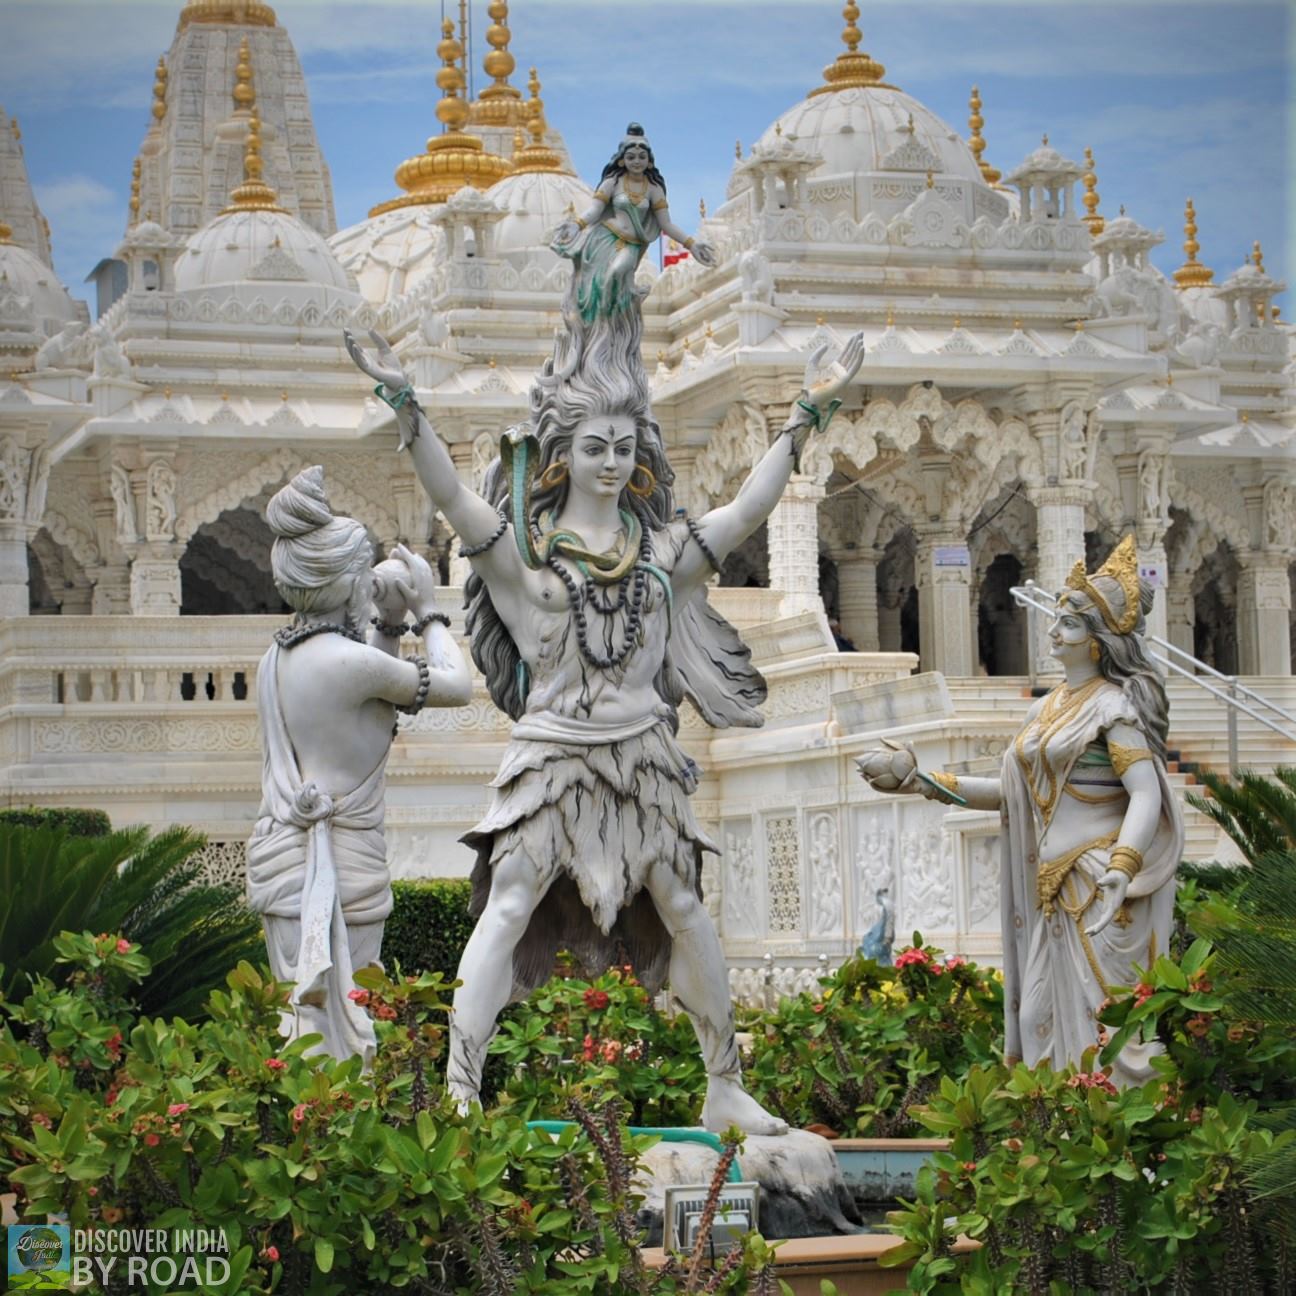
[[247, 467, 472, 1063], [342, 321, 863, 1133], [856, 537, 1183, 1086]]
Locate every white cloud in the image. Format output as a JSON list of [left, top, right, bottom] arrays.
[[34, 174, 121, 287]]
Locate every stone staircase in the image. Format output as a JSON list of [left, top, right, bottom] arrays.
[[942, 674, 1296, 864]]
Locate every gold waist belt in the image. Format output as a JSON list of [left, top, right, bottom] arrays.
[[1037, 830, 1120, 917]]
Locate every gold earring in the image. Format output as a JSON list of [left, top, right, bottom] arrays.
[[628, 463, 656, 497], [1089, 639, 1101, 663], [538, 461, 568, 490]]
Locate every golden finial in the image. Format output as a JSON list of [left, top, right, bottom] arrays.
[[233, 37, 255, 112], [885, 304, 895, 327], [0, 220, 12, 245], [1241, 410, 1249, 423], [370, 19, 512, 215], [952, 316, 960, 328], [179, 2, 277, 29], [1013, 317, 1022, 329], [129, 158, 142, 224], [967, 86, 1001, 187], [735, 140, 742, 160], [152, 57, 168, 124], [509, 68, 564, 174], [10, 117, 20, 141], [925, 169, 934, 189], [811, 1, 888, 96], [1081, 147, 1103, 236], [164, 387, 172, 399], [475, 0, 524, 126], [1273, 305, 1282, 322], [699, 197, 707, 219], [223, 110, 285, 212], [1252, 240, 1265, 273], [816, 314, 825, 326], [1173, 198, 1214, 289]]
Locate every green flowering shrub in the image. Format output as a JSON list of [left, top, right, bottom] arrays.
[[743, 939, 1003, 1136], [490, 962, 708, 1128], [1, 936, 774, 1295]]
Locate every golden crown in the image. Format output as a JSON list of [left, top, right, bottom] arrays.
[[1062, 534, 1141, 635]]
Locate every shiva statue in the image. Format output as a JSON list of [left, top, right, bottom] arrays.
[[857, 537, 1183, 1087]]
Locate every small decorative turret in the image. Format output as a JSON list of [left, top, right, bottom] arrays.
[[1082, 147, 1103, 236], [1252, 240, 1266, 274], [222, 110, 285, 213], [369, 19, 512, 217], [809, 2, 889, 97], [968, 86, 1001, 187], [1172, 197, 1214, 288]]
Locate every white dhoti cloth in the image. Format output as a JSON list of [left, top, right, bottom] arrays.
[[246, 643, 392, 1065]]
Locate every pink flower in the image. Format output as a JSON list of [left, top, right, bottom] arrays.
[[600, 1039, 623, 1063], [1133, 982, 1155, 1007], [581, 1034, 596, 1063], [945, 956, 967, 969], [261, 1245, 280, 1263], [893, 947, 931, 970], [143, 1132, 161, 1147], [166, 1103, 189, 1117], [265, 1058, 286, 1072], [347, 989, 369, 1006], [291, 1103, 308, 1130], [374, 1003, 398, 1022], [583, 989, 610, 1011], [116, 938, 131, 954]]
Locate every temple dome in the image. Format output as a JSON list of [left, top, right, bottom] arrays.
[[330, 207, 447, 305], [175, 207, 352, 292], [493, 171, 593, 256], [0, 227, 82, 333]]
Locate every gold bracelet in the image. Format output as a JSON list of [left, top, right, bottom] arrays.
[[684, 236, 695, 250], [573, 216, 587, 230], [1108, 845, 1143, 879], [929, 770, 960, 800]]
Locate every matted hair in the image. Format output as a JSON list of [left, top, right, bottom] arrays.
[[266, 466, 373, 617]]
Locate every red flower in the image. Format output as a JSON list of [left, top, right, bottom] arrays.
[[347, 989, 370, 1006], [600, 1039, 623, 1063], [261, 1245, 280, 1263], [945, 956, 967, 969], [166, 1103, 189, 1117], [1133, 982, 1155, 1006], [116, 938, 132, 954], [374, 1003, 398, 1021], [265, 1058, 286, 1072], [31, 1113, 52, 1130], [291, 1103, 308, 1131], [1186, 1014, 1212, 1038], [143, 1132, 161, 1147], [581, 1033, 596, 1063], [894, 947, 933, 970], [583, 989, 610, 1011], [812, 1003, 826, 1014]]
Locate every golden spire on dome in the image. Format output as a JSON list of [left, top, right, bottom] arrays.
[[178, 1, 277, 29], [233, 36, 255, 111], [369, 19, 512, 217], [129, 158, 142, 224], [809, 2, 890, 98], [474, 0, 524, 126], [1252, 240, 1266, 273], [222, 110, 285, 212], [968, 86, 1001, 186], [10, 118, 20, 141], [152, 57, 169, 124], [1173, 197, 1213, 288], [508, 69, 566, 174], [1082, 147, 1103, 236], [0, 219, 12, 245]]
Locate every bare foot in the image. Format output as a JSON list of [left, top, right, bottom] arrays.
[[447, 1082, 478, 1118], [701, 1077, 789, 1136]]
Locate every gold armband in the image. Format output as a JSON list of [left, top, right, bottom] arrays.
[[684, 236, 696, 250], [573, 216, 587, 230], [652, 198, 669, 211], [1108, 740, 1154, 778], [1107, 845, 1143, 880]]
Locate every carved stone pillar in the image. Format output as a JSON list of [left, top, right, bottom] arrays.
[[877, 582, 903, 652], [127, 542, 182, 614], [914, 530, 973, 676], [446, 441, 476, 588], [767, 474, 824, 618], [1027, 485, 1092, 675], [833, 548, 880, 651], [1236, 554, 1292, 676], [90, 563, 131, 614], [1165, 570, 1196, 664], [0, 525, 31, 616]]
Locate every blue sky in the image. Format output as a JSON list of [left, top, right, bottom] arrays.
[[3, 0, 1290, 308]]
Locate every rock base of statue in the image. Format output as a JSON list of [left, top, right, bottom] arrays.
[[634, 1129, 863, 1246]]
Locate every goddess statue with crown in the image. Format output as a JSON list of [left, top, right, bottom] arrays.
[[347, 122, 863, 1133], [857, 537, 1184, 1087]]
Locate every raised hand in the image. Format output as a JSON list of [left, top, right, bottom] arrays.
[[344, 328, 407, 392], [804, 332, 866, 408], [389, 543, 439, 619]]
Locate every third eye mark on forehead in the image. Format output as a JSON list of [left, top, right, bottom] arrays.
[[579, 427, 636, 448]]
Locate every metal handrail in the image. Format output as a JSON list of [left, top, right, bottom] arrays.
[[1009, 581, 1296, 769]]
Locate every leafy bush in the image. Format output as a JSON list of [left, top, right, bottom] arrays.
[[1, 936, 778, 1295], [0, 822, 263, 1019], [0, 806, 111, 837], [743, 940, 1002, 1136], [1188, 765, 1296, 861], [381, 878, 476, 981], [491, 961, 708, 1128]]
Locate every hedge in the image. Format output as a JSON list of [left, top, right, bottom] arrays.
[[0, 806, 111, 837], [380, 877, 475, 981]]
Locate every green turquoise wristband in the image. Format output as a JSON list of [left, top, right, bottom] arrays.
[[375, 383, 417, 412]]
